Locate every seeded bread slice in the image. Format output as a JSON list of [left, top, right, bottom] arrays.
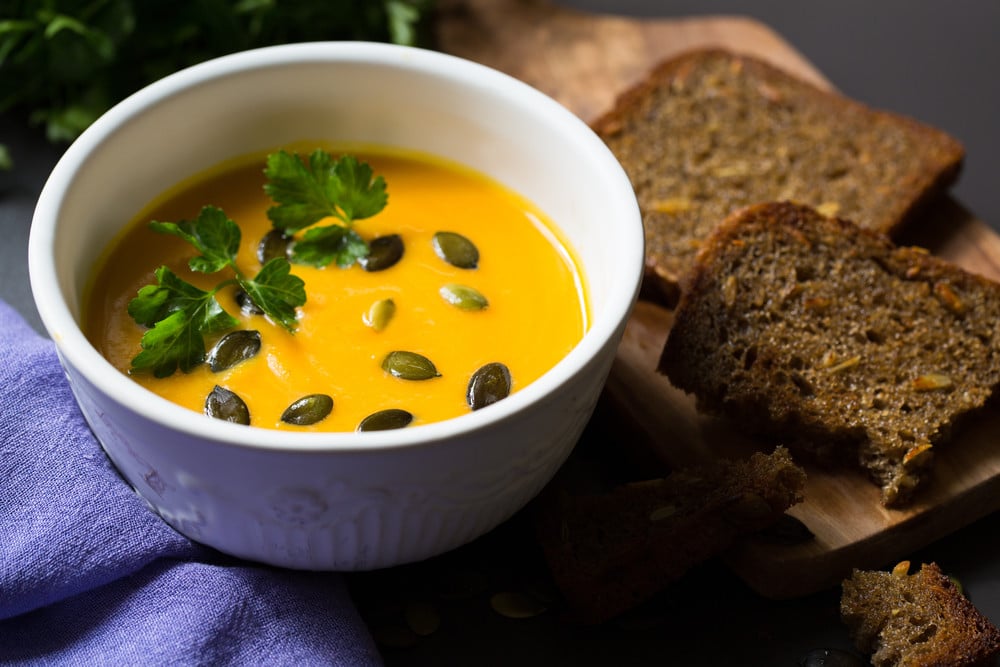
[[534, 446, 806, 624], [841, 561, 1000, 667], [659, 201, 1000, 507], [592, 48, 965, 305]]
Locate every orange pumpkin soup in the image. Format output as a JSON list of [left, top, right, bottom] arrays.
[[84, 146, 588, 432]]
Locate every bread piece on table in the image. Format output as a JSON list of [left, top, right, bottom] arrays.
[[659, 201, 1000, 507], [534, 446, 806, 624], [592, 48, 965, 305], [841, 561, 1000, 667]]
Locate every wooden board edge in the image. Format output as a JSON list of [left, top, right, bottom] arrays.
[[727, 468, 1000, 598]]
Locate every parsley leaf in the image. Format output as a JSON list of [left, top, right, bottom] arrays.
[[150, 206, 241, 273], [127, 266, 237, 334], [327, 155, 389, 223], [128, 266, 239, 377], [264, 150, 387, 231], [263, 149, 388, 268], [237, 258, 306, 331], [291, 225, 369, 269], [130, 311, 205, 378], [263, 150, 338, 233]]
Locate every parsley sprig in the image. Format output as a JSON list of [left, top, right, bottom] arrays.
[[128, 206, 305, 378], [264, 150, 388, 268], [126, 149, 389, 378]]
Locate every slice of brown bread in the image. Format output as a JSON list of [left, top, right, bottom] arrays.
[[841, 561, 1000, 667], [659, 201, 1000, 506], [534, 446, 806, 624], [592, 48, 965, 306]]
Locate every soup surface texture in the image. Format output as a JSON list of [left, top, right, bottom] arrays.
[[85, 147, 588, 432]]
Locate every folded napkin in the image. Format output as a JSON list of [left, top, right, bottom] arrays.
[[0, 300, 382, 666]]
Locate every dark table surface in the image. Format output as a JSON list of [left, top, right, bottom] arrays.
[[4, 2, 1000, 665]]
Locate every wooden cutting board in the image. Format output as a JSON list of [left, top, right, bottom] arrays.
[[436, 0, 1000, 598]]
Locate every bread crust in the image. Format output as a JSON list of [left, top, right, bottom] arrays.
[[593, 48, 965, 306]]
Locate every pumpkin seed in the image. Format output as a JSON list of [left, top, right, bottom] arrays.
[[439, 283, 488, 310], [489, 591, 548, 619], [432, 231, 479, 269], [257, 229, 291, 264], [403, 602, 441, 637], [234, 289, 264, 316], [358, 234, 404, 272], [892, 560, 912, 577], [466, 362, 512, 410], [358, 408, 414, 431], [363, 298, 396, 332], [382, 351, 440, 381], [281, 393, 334, 425], [204, 385, 250, 425], [206, 330, 261, 372]]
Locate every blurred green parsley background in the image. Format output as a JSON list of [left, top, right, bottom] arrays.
[[0, 0, 436, 170]]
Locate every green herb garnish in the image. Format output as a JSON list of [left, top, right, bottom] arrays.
[[127, 148, 390, 378], [128, 205, 305, 377], [264, 150, 388, 268], [0, 1, 434, 167], [127, 266, 239, 378]]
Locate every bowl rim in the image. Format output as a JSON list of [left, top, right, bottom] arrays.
[[28, 40, 643, 453]]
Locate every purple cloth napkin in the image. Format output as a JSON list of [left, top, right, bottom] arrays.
[[0, 300, 382, 666]]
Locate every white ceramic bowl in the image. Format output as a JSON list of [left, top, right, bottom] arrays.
[[28, 42, 642, 570]]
